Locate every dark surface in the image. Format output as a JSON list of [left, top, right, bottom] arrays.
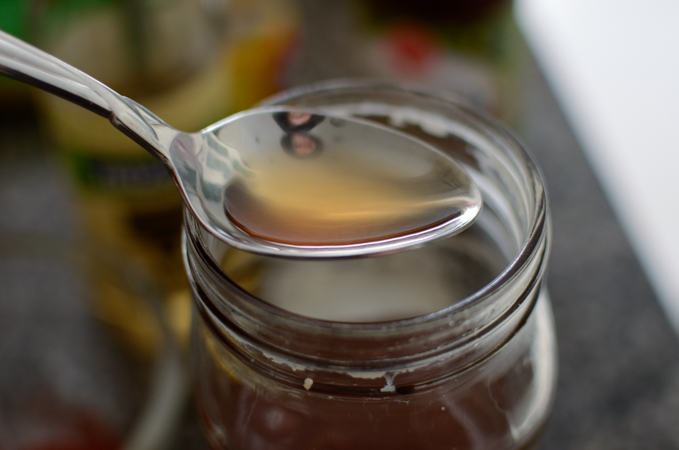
[[2, 5, 679, 450], [519, 64, 679, 449]]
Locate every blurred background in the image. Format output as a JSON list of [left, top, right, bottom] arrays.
[[1, 0, 679, 448]]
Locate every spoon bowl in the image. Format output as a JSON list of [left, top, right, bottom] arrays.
[[0, 30, 481, 258]]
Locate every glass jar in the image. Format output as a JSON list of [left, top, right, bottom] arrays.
[[184, 81, 556, 450]]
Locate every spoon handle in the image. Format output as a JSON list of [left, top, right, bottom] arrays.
[[0, 30, 173, 160]]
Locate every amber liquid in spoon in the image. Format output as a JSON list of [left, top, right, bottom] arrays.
[[222, 113, 476, 246]]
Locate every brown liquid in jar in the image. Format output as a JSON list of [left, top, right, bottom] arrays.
[[196, 323, 543, 450], [194, 227, 545, 449]]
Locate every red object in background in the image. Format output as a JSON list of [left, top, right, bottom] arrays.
[[383, 23, 438, 76], [1, 390, 123, 450], [22, 413, 122, 450]]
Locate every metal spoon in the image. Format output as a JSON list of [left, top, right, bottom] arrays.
[[0, 30, 481, 258]]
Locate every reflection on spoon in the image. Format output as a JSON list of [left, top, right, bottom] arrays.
[[0, 30, 482, 258]]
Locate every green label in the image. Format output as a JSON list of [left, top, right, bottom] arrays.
[[63, 149, 175, 194], [0, 0, 29, 39]]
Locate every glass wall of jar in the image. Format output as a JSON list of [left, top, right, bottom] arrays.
[[184, 81, 556, 450]]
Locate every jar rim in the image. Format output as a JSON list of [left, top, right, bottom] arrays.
[[186, 79, 549, 337]]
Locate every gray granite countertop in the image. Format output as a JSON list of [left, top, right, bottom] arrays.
[[520, 63, 679, 449]]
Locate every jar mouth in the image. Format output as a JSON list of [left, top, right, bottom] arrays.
[[187, 205, 547, 330], [185, 79, 550, 362]]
